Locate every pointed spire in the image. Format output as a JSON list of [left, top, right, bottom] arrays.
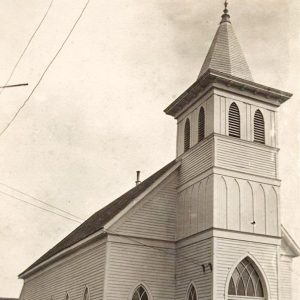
[[198, 1, 253, 81], [221, 0, 231, 24]]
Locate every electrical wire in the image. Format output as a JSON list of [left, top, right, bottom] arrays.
[[0, 181, 84, 221], [0, 0, 55, 96], [0, 0, 91, 137], [0, 189, 82, 223]]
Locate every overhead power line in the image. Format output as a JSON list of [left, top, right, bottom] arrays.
[[0, 0, 55, 97], [0, 0, 91, 138], [0, 181, 84, 221], [0, 190, 81, 223]]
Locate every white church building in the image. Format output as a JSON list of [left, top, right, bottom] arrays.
[[18, 3, 299, 300]]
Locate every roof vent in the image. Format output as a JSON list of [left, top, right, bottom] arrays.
[[135, 171, 141, 186]]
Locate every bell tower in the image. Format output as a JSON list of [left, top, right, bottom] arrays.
[[166, 2, 294, 299]]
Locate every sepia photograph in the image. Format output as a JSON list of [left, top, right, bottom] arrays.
[[0, 0, 299, 299]]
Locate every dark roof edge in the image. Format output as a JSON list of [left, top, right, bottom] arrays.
[[164, 69, 292, 117]]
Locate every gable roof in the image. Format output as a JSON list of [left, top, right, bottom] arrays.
[[19, 159, 178, 278], [198, 7, 253, 81]]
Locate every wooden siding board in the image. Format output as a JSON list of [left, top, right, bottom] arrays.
[[113, 172, 177, 241], [215, 237, 278, 300], [176, 238, 213, 300], [215, 137, 277, 178], [279, 258, 292, 300], [106, 241, 175, 300], [19, 241, 106, 300], [179, 138, 214, 186]]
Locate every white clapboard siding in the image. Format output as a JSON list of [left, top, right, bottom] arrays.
[[177, 176, 213, 240], [179, 138, 214, 186], [105, 241, 175, 300], [214, 237, 278, 300], [20, 240, 106, 300], [213, 175, 279, 236], [279, 257, 292, 300], [176, 238, 212, 300], [215, 136, 277, 178], [112, 172, 177, 240]]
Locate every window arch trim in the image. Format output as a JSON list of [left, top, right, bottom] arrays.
[[253, 109, 265, 144], [225, 254, 269, 300], [198, 106, 205, 142], [228, 102, 241, 138], [185, 282, 198, 300], [184, 118, 191, 152], [128, 282, 153, 300]]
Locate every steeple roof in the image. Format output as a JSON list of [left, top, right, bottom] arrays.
[[198, 2, 253, 81]]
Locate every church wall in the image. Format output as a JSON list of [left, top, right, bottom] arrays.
[[177, 175, 213, 240], [111, 172, 177, 241], [178, 137, 214, 186], [175, 237, 213, 300], [279, 256, 292, 300], [214, 135, 278, 179], [214, 174, 280, 236], [19, 239, 106, 300], [214, 237, 279, 300], [105, 238, 175, 300]]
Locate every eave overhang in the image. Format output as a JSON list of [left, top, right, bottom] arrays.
[[164, 69, 293, 118], [281, 225, 300, 258]]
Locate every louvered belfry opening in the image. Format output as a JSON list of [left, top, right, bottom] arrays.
[[254, 109, 265, 144], [229, 102, 241, 138], [228, 258, 264, 298], [198, 107, 205, 142], [184, 118, 191, 152]]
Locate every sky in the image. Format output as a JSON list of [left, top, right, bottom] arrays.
[[0, 0, 299, 298]]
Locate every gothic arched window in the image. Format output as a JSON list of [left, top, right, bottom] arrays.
[[228, 258, 264, 298], [198, 107, 205, 142], [229, 102, 241, 138], [187, 284, 197, 300], [132, 285, 149, 300], [254, 109, 265, 144], [65, 293, 69, 300], [82, 287, 90, 300], [184, 118, 191, 152]]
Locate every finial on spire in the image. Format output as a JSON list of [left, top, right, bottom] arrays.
[[221, 0, 231, 24]]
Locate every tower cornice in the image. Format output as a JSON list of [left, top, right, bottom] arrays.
[[164, 69, 292, 118]]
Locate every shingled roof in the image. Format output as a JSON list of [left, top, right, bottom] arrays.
[[19, 159, 177, 277], [198, 4, 253, 81]]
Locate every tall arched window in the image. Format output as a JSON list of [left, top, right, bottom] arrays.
[[187, 284, 197, 300], [254, 109, 265, 144], [184, 118, 191, 152], [65, 293, 69, 300], [228, 258, 264, 298], [132, 285, 149, 300], [198, 107, 205, 142], [83, 287, 90, 300], [229, 102, 241, 138]]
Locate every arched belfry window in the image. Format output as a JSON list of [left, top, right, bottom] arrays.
[[184, 118, 191, 152], [254, 109, 265, 144], [198, 107, 205, 142], [228, 258, 264, 298], [83, 287, 90, 300], [187, 284, 197, 300], [132, 285, 149, 300], [229, 102, 241, 138]]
